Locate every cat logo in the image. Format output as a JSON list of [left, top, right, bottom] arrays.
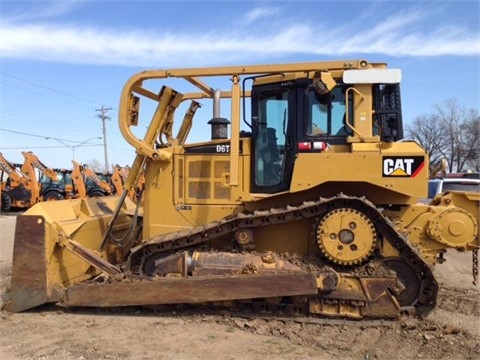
[[382, 156, 425, 177]]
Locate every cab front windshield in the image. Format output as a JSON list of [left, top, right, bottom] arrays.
[[40, 173, 65, 186]]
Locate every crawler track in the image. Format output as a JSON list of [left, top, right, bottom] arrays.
[[125, 194, 438, 317]]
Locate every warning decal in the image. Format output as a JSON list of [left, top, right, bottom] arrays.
[[382, 156, 425, 177]]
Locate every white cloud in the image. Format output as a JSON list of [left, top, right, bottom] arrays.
[[244, 6, 280, 24], [1, 7, 478, 67], [4, 0, 85, 22]]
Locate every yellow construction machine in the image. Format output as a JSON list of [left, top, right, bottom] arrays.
[[110, 164, 145, 202], [39, 168, 77, 201], [21, 151, 61, 201], [110, 164, 127, 195], [71, 160, 115, 198], [39, 161, 115, 202], [0, 151, 60, 210], [8, 60, 479, 320], [0, 152, 38, 211]]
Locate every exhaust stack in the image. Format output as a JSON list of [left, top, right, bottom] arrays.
[[208, 89, 230, 140]]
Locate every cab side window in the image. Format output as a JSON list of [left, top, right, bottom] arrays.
[[306, 86, 351, 137]]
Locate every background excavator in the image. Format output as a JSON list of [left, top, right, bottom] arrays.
[[21, 151, 60, 201], [0, 153, 33, 211], [1, 152, 118, 210], [0, 152, 48, 211], [1, 151, 71, 210], [8, 60, 479, 320], [39, 161, 115, 201], [21, 151, 58, 183], [110, 164, 145, 202], [71, 160, 115, 198], [110, 164, 127, 195], [39, 168, 77, 201]]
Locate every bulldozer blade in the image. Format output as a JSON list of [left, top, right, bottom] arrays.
[[8, 196, 137, 312], [65, 273, 318, 307], [9, 215, 55, 312]]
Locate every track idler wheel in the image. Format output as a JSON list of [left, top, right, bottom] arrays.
[[316, 208, 376, 266]]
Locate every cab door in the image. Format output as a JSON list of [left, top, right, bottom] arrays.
[[251, 82, 296, 194]]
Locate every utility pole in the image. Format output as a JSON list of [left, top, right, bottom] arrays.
[[95, 106, 112, 173]]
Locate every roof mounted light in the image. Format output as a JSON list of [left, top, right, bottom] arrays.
[[343, 69, 401, 84]]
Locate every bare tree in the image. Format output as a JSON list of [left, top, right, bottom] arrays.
[[405, 113, 447, 169], [405, 99, 479, 173], [85, 159, 104, 173], [461, 109, 480, 171], [435, 99, 462, 172]]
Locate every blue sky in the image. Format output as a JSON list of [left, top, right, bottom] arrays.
[[0, 0, 479, 170]]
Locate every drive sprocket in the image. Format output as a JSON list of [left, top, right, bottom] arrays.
[[316, 208, 376, 266]]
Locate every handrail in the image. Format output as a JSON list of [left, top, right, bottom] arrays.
[[345, 87, 365, 138]]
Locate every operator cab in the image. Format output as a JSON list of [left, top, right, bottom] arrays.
[[250, 70, 403, 194]]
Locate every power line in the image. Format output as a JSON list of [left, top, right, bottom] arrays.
[[0, 127, 99, 144], [0, 71, 101, 105], [106, 144, 133, 154], [0, 145, 101, 150], [0, 128, 131, 153], [0, 80, 95, 108], [0, 107, 95, 122]]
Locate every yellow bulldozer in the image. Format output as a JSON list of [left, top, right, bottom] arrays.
[[8, 60, 479, 320]]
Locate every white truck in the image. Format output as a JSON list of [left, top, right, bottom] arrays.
[[428, 177, 480, 199]]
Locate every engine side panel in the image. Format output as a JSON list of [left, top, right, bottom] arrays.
[[291, 142, 428, 204]]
